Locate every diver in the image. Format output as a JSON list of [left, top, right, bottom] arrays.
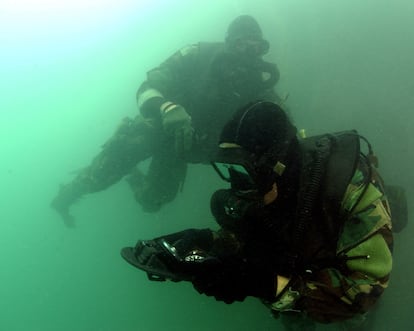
[[51, 15, 284, 226], [122, 101, 396, 330]]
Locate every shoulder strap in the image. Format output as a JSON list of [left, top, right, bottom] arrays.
[[320, 131, 360, 250], [322, 131, 360, 216], [287, 131, 360, 272], [286, 134, 331, 272]]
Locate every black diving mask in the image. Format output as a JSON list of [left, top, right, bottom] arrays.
[[212, 147, 256, 189], [230, 37, 270, 58], [211, 146, 283, 193], [212, 162, 256, 192]]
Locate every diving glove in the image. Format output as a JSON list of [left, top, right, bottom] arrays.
[[161, 103, 193, 156], [192, 257, 277, 304]]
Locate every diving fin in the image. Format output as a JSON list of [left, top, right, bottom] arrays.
[[121, 240, 193, 282], [385, 185, 408, 233]]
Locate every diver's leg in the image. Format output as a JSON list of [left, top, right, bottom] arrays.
[[279, 312, 316, 331], [51, 116, 157, 225], [127, 140, 187, 212], [337, 311, 375, 331]]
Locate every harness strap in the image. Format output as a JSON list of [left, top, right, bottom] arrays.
[[287, 131, 360, 273]]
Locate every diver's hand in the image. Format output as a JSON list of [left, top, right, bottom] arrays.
[[192, 259, 248, 304], [192, 258, 277, 304], [161, 103, 193, 156]]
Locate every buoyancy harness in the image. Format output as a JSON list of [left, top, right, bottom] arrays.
[[285, 130, 364, 273]]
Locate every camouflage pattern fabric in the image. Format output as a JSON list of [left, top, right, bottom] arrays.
[[271, 164, 393, 324]]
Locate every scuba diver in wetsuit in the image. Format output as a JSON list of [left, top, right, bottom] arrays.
[[122, 101, 397, 330], [51, 15, 283, 226]]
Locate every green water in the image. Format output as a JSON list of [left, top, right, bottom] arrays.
[[1, 0, 413, 330]]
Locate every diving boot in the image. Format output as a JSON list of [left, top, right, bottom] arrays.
[[126, 168, 162, 213], [51, 181, 87, 227]]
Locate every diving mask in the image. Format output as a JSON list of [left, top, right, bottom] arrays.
[[211, 145, 285, 193]]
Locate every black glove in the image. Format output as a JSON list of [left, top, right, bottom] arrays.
[[192, 257, 276, 304], [161, 104, 193, 156]]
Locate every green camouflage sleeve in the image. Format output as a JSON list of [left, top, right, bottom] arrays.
[[270, 165, 393, 323]]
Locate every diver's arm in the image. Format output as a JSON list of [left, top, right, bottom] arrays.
[[136, 44, 199, 119]]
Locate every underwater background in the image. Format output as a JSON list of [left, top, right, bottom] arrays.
[[1, 0, 413, 330]]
